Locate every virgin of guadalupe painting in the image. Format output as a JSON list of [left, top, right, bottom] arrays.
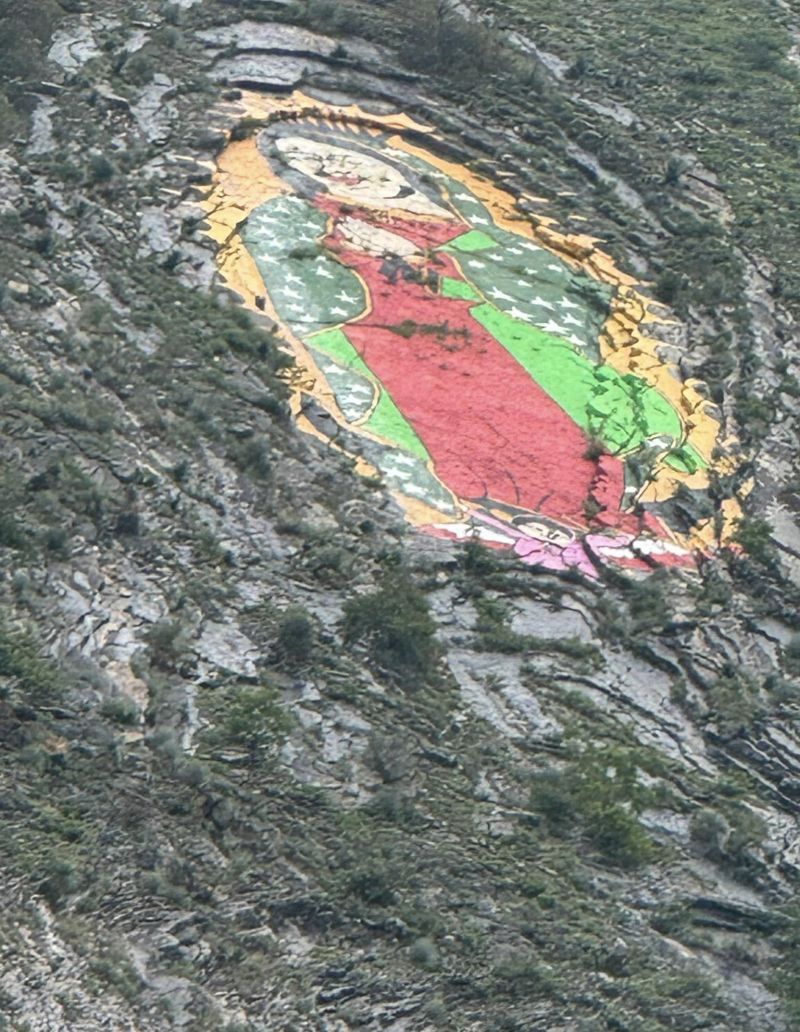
[[204, 93, 743, 578]]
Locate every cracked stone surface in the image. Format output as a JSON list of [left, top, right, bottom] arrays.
[[0, 2, 798, 1030]]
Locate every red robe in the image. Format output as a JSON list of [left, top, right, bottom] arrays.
[[315, 195, 665, 538]]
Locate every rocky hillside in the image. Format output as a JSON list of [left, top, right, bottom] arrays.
[[1, 2, 799, 1030]]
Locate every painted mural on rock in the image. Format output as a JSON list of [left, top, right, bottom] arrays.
[[204, 91, 746, 577]]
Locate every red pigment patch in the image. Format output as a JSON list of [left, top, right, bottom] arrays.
[[316, 200, 675, 542], [333, 247, 615, 528]]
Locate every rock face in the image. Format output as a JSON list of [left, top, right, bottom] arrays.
[[1, 3, 799, 1032]]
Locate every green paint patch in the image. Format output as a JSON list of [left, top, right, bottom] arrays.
[[244, 197, 366, 334], [308, 326, 364, 368], [438, 220, 612, 358], [308, 347, 375, 423], [441, 276, 482, 301], [473, 303, 688, 456], [308, 328, 430, 460], [447, 229, 499, 252], [369, 392, 430, 460], [665, 445, 704, 474]]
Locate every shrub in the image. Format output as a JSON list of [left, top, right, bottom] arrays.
[[409, 937, 439, 970], [626, 574, 669, 633], [654, 269, 682, 304], [229, 438, 272, 481], [122, 53, 155, 85], [530, 745, 660, 868], [529, 768, 576, 831], [784, 634, 800, 676], [731, 516, 775, 564], [724, 804, 767, 862], [44, 527, 69, 555], [0, 0, 62, 141], [346, 866, 395, 906], [397, 1, 503, 87], [40, 856, 81, 909], [368, 788, 417, 825], [584, 803, 654, 869], [114, 511, 140, 537], [491, 955, 555, 997], [0, 621, 61, 702], [582, 496, 602, 521], [0, 92, 21, 144], [584, 435, 606, 461], [735, 396, 773, 439], [365, 732, 413, 784], [276, 607, 315, 665], [88, 154, 116, 184], [221, 685, 292, 767], [145, 619, 185, 671], [737, 34, 782, 72], [387, 319, 417, 339], [101, 696, 140, 726], [302, 0, 367, 35], [690, 807, 728, 856], [566, 53, 590, 80], [87, 948, 143, 1003], [706, 674, 761, 736], [664, 155, 685, 185], [473, 596, 527, 653], [229, 116, 265, 142], [461, 536, 503, 574], [0, 513, 27, 550], [343, 572, 439, 686]]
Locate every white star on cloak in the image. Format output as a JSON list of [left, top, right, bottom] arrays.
[[456, 192, 478, 202], [314, 265, 334, 279], [336, 291, 359, 303], [568, 334, 586, 347], [508, 306, 533, 321], [489, 286, 515, 302], [559, 297, 580, 309], [547, 263, 564, 273], [509, 247, 524, 256], [562, 312, 582, 326], [330, 306, 349, 317], [467, 259, 486, 269], [472, 216, 490, 226], [286, 273, 303, 285], [530, 296, 556, 310], [520, 241, 542, 252], [541, 319, 571, 335]]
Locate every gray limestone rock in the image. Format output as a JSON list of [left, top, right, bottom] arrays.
[[47, 21, 101, 72]]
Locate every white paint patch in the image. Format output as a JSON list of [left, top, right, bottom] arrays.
[[338, 216, 419, 257], [276, 135, 453, 217]]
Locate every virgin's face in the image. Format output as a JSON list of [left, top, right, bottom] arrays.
[[275, 135, 451, 218]]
